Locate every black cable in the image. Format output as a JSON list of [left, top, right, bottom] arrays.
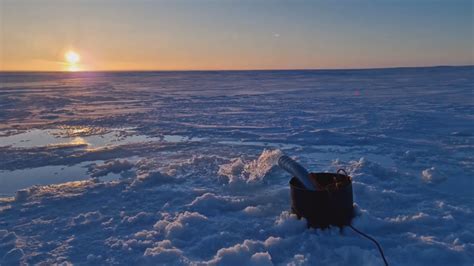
[[349, 225, 388, 266]]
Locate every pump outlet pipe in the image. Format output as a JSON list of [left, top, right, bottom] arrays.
[[278, 155, 316, 191]]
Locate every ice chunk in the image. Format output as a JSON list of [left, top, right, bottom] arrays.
[[143, 240, 186, 264], [421, 167, 447, 184], [2, 248, 24, 265], [88, 159, 134, 177]]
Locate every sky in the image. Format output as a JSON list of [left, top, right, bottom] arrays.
[[0, 0, 472, 71]]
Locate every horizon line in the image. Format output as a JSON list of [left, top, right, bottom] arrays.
[[0, 64, 473, 73]]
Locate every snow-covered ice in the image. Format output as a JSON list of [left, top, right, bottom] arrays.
[[0, 67, 473, 265]]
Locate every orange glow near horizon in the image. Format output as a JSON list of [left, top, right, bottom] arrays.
[[66, 65, 81, 72]]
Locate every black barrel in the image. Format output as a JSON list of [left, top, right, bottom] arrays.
[[289, 171, 354, 229]]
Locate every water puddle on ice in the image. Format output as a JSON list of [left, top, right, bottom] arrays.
[[0, 157, 141, 196], [0, 127, 206, 196], [163, 135, 204, 143], [0, 127, 202, 149]]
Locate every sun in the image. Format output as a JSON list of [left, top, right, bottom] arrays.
[[64, 51, 81, 71], [65, 51, 80, 64]]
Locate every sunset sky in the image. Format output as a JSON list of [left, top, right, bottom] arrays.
[[0, 0, 472, 71]]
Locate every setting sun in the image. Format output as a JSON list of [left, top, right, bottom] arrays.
[[65, 51, 80, 64], [64, 51, 81, 71]]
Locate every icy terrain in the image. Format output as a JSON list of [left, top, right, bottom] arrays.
[[0, 67, 473, 265]]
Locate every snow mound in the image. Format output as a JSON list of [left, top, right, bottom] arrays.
[[187, 193, 245, 215], [421, 167, 447, 184], [218, 149, 282, 185], [274, 211, 307, 235], [332, 157, 399, 180], [71, 211, 104, 226], [206, 239, 268, 265], [130, 170, 179, 187], [0, 231, 22, 265], [88, 159, 134, 177], [153, 211, 209, 240], [143, 240, 187, 265]]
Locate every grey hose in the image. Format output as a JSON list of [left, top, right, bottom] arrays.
[[278, 155, 315, 190]]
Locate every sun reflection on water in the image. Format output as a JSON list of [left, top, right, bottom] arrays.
[[70, 137, 88, 146]]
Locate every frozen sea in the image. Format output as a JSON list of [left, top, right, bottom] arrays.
[[0, 66, 473, 265]]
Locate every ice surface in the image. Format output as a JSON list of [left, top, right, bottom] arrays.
[[0, 67, 473, 265]]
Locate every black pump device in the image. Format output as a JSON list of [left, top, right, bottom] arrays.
[[278, 155, 354, 228], [289, 169, 354, 228], [280, 156, 388, 265]]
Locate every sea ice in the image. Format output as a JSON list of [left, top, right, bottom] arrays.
[[0, 67, 472, 265]]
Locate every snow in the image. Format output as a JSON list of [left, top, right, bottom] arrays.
[[218, 149, 283, 185], [0, 67, 473, 265], [421, 167, 447, 184]]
